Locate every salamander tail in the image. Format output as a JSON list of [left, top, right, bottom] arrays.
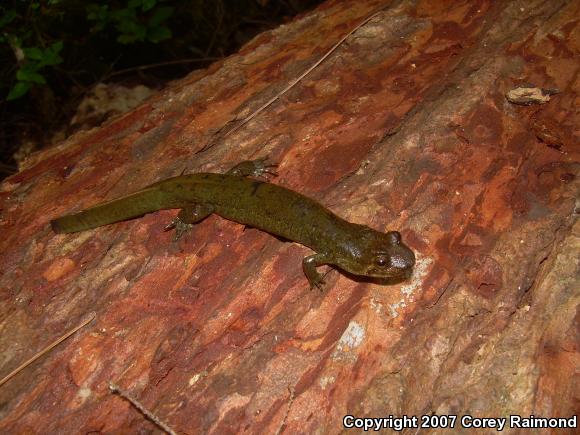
[[50, 187, 180, 234]]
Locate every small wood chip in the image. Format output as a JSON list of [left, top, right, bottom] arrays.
[[506, 86, 560, 105]]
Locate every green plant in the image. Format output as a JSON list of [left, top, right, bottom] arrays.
[[7, 41, 64, 100], [87, 0, 174, 45], [1, 0, 174, 101], [0, 0, 323, 179]]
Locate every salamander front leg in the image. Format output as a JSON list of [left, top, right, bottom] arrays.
[[303, 253, 332, 290], [227, 158, 278, 178], [164, 203, 214, 240]]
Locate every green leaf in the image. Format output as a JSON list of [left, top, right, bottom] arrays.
[[51, 40, 64, 53], [16, 69, 46, 84], [117, 33, 138, 44], [112, 8, 137, 27], [148, 6, 173, 27], [115, 12, 147, 44], [116, 18, 140, 34], [0, 10, 17, 29], [23, 47, 44, 60], [147, 25, 171, 43], [141, 0, 157, 12], [128, 0, 142, 9], [87, 4, 109, 22], [39, 42, 64, 66], [87, 4, 110, 32], [7, 81, 32, 100]]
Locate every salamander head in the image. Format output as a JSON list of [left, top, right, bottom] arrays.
[[337, 229, 415, 280], [367, 231, 415, 278]]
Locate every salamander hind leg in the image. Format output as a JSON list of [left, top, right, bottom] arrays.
[[164, 204, 214, 240], [303, 253, 332, 290], [227, 158, 278, 178]]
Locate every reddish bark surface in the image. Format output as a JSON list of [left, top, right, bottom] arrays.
[[1, 0, 578, 433]]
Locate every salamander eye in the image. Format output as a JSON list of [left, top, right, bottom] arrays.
[[375, 256, 390, 267]]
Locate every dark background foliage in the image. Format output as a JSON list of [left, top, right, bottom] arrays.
[[0, 0, 322, 178]]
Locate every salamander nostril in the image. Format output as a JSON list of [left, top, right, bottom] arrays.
[[391, 255, 407, 269], [391, 247, 415, 270]]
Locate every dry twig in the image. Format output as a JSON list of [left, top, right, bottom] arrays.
[[0, 311, 96, 388], [109, 382, 177, 435]]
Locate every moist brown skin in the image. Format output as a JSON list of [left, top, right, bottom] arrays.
[[51, 160, 415, 288]]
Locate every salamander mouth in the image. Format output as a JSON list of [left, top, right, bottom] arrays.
[[367, 267, 412, 278]]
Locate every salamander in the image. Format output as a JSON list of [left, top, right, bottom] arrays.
[[51, 159, 415, 288]]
